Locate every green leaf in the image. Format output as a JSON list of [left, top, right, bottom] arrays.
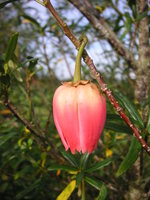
[[106, 114, 123, 122], [136, 11, 148, 22], [85, 176, 103, 190], [116, 137, 141, 177], [105, 122, 132, 134], [56, 180, 76, 200], [4, 63, 8, 74], [47, 164, 77, 172], [97, 184, 107, 200], [80, 152, 90, 170], [22, 14, 41, 28], [0, 0, 18, 9], [13, 69, 23, 82], [114, 91, 144, 129], [85, 157, 114, 173], [5, 32, 19, 63], [146, 110, 150, 134], [0, 132, 17, 146], [15, 179, 41, 200], [76, 172, 84, 185], [61, 150, 79, 168]]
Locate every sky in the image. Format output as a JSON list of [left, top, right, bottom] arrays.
[[24, 0, 132, 81]]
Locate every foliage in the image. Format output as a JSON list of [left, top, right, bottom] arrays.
[[0, 0, 150, 200]]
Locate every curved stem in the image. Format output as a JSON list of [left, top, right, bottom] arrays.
[[73, 35, 88, 83]]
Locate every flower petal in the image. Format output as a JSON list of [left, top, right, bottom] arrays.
[[77, 83, 106, 153]]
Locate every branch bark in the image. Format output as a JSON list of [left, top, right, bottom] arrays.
[[136, 0, 150, 124], [68, 0, 138, 70], [40, 0, 150, 155], [3, 97, 63, 161]]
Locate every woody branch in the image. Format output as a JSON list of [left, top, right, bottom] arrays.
[[35, 0, 150, 155]]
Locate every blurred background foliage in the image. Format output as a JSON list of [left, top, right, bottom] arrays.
[[0, 0, 150, 199]]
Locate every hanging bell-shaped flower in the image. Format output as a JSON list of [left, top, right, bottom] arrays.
[[53, 80, 106, 154]]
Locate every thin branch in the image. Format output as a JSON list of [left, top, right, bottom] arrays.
[[44, 106, 52, 134], [68, 0, 138, 70], [3, 98, 62, 161], [4, 98, 46, 144], [136, 0, 150, 123], [26, 73, 44, 134], [38, 0, 150, 155]]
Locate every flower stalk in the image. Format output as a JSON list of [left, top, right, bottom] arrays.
[[73, 35, 88, 83]]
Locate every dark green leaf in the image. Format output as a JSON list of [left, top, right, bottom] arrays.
[[85, 176, 103, 190], [97, 184, 107, 200], [146, 110, 150, 134], [76, 172, 84, 185], [114, 91, 144, 129], [22, 14, 41, 28], [0, 132, 17, 146], [116, 137, 141, 177], [47, 164, 77, 172], [0, 0, 18, 9], [136, 12, 148, 22], [80, 152, 90, 170], [61, 150, 79, 168], [15, 179, 41, 200], [5, 32, 19, 63], [106, 114, 123, 122], [105, 122, 132, 134], [85, 157, 114, 173], [0, 74, 10, 87]]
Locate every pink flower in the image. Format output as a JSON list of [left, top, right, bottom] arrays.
[[53, 81, 106, 154]]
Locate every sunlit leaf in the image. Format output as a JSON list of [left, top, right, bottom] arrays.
[[56, 180, 76, 200]]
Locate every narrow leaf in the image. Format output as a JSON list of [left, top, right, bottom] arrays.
[[114, 91, 144, 128], [47, 164, 77, 172], [80, 152, 90, 170], [146, 110, 150, 134], [56, 180, 76, 200], [105, 122, 132, 134], [61, 151, 78, 168], [5, 32, 19, 63], [106, 114, 123, 122], [22, 14, 41, 28], [0, 132, 17, 146], [116, 137, 141, 177], [97, 184, 107, 200], [85, 176, 103, 190], [0, 0, 18, 9], [76, 172, 84, 185], [15, 179, 41, 200], [86, 157, 113, 173]]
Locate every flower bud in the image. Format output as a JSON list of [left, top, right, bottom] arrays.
[[53, 81, 106, 154]]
